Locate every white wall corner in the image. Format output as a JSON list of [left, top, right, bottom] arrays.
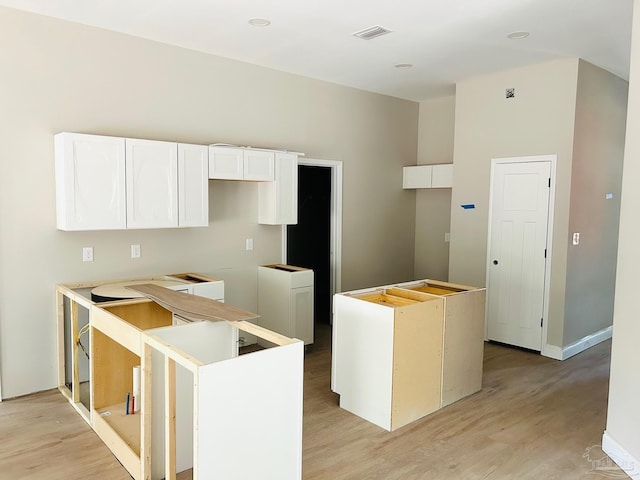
[[602, 431, 640, 479]]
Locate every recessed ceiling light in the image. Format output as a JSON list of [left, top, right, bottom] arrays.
[[394, 63, 413, 69], [507, 31, 530, 39], [248, 18, 271, 27]]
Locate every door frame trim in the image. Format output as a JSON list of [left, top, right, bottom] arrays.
[[281, 158, 343, 302], [485, 154, 557, 353]]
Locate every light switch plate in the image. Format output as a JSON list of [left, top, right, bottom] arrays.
[[82, 247, 93, 262]]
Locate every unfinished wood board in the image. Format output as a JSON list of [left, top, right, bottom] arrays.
[[95, 402, 141, 454], [128, 284, 257, 322], [197, 342, 304, 480], [92, 407, 141, 479], [355, 293, 418, 307], [441, 289, 486, 407], [391, 298, 444, 430]]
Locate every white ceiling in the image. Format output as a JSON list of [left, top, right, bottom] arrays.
[[0, 0, 633, 101]]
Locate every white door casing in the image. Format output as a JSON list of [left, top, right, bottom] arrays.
[[486, 155, 555, 351], [282, 158, 343, 303]]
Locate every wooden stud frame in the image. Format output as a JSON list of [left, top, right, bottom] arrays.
[[55, 274, 303, 480], [143, 320, 301, 480]]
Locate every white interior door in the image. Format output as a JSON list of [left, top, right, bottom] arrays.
[[487, 158, 552, 350]]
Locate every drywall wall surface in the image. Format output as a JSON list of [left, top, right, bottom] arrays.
[[414, 96, 455, 281], [605, 0, 640, 467], [563, 60, 627, 346], [450, 58, 579, 347], [0, 7, 418, 398]]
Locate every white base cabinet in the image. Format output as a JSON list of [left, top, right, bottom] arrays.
[[332, 279, 485, 430], [258, 265, 314, 345]]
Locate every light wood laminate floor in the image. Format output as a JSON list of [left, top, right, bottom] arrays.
[[0, 323, 622, 479]]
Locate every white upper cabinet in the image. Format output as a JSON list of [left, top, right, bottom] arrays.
[[55, 133, 209, 231], [126, 138, 179, 229], [178, 143, 209, 227], [209, 146, 275, 181], [403, 165, 432, 189], [55, 133, 127, 231], [402, 164, 453, 189], [259, 152, 298, 225]]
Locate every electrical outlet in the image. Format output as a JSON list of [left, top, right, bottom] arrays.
[[444, 233, 451, 243], [82, 247, 94, 262], [131, 244, 141, 259], [245, 238, 254, 251]]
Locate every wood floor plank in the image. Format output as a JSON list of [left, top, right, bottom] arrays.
[[0, 323, 622, 479]]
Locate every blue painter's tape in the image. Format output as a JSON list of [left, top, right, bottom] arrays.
[[461, 204, 475, 209]]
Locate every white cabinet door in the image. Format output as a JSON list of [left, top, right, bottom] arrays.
[[431, 164, 453, 188], [402, 165, 432, 189], [178, 143, 209, 227], [291, 286, 314, 345], [126, 138, 178, 229], [54, 132, 127, 231], [244, 150, 275, 181], [208, 146, 243, 180], [258, 152, 298, 225]]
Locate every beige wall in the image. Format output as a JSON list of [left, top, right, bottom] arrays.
[[605, 0, 640, 467], [450, 58, 579, 348], [563, 60, 627, 345], [0, 7, 418, 398], [414, 96, 455, 281]]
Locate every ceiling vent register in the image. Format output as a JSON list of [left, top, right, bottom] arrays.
[[352, 25, 392, 40]]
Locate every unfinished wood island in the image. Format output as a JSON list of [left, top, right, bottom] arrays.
[[56, 274, 303, 480], [331, 279, 485, 431]]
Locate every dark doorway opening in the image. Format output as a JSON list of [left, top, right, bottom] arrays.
[[287, 165, 332, 324]]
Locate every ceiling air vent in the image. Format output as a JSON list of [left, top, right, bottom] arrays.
[[352, 25, 392, 40]]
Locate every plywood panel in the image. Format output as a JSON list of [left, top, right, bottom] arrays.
[[104, 301, 173, 331], [92, 327, 141, 410], [441, 289, 486, 406], [391, 298, 444, 431]]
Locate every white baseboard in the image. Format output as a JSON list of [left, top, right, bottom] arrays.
[[542, 325, 612, 361], [602, 431, 640, 479], [541, 344, 563, 360]]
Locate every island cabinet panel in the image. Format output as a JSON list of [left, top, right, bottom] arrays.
[[332, 289, 444, 431], [332, 279, 485, 431]]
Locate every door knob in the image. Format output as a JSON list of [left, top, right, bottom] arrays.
[[493, 260, 499, 265]]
